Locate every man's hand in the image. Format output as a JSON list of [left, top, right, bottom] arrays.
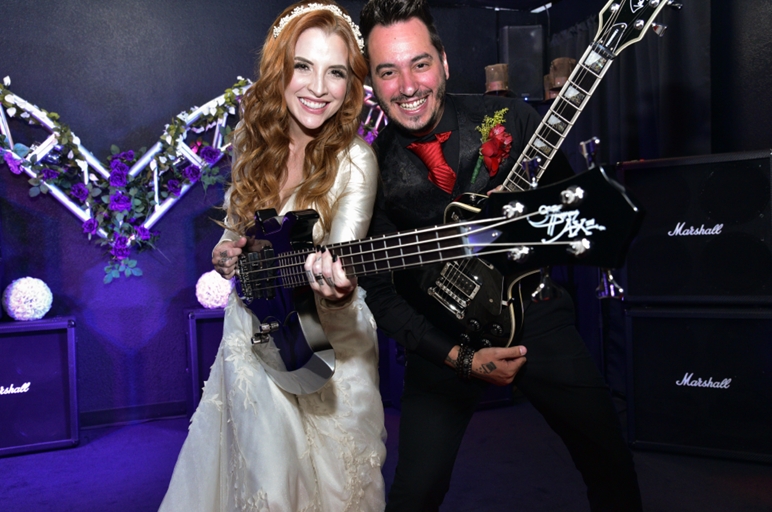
[[446, 345, 527, 386], [212, 237, 247, 279]]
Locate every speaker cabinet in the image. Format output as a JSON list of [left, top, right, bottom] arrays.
[[626, 308, 772, 462], [0, 317, 78, 457], [185, 309, 225, 415], [618, 150, 772, 304], [499, 25, 544, 101], [185, 310, 402, 412]]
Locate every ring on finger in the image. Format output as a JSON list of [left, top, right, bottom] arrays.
[[315, 273, 325, 284], [324, 276, 334, 287]]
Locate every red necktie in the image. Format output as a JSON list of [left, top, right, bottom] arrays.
[[407, 131, 456, 194]]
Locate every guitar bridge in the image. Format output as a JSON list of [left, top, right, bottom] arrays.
[[236, 245, 277, 304], [427, 262, 481, 320]]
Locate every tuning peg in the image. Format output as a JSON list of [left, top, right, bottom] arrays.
[[596, 268, 625, 300], [531, 268, 561, 302], [668, 1, 684, 9], [651, 22, 668, 37], [580, 137, 600, 170]]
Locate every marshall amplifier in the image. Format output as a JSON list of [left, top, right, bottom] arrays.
[[626, 307, 772, 462], [184, 310, 407, 413], [185, 309, 225, 416], [617, 150, 772, 304], [0, 317, 78, 457]]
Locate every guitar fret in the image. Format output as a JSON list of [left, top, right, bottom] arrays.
[[552, 98, 578, 123]]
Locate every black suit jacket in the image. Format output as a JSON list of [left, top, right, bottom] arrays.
[[361, 94, 573, 365]]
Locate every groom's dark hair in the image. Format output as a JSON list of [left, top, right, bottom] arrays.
[[359, 0, 445, 60]]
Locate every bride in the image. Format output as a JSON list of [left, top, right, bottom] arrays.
[[159, 2, 385, 510]]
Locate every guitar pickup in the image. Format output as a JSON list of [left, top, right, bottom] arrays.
[[237, 246, 277, 302]]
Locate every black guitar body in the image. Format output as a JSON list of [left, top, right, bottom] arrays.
[[237, 209, 336, 395], [415, 168, 643, 349]]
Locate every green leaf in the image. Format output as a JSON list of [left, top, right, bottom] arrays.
[[104, 274, 113, 284], [127, 259, 137, 268], [111, 145, 120, 155], [119, 264, 126, 272], [13, 143, 30, 157], [29, 187, 40, 197], [112, 269, 120, 278], [104, 266, 113, 273], [40, 182, 49, 194], [131, 268, 143, 276], [125, 268, 131, 277], [91, 187, 101, 197]]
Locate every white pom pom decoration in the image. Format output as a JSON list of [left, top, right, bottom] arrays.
[[2, 277, 53, 321], [196, 270, 233, 309]]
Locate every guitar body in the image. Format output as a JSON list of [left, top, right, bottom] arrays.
[[237, 209, 335, 396], [416, 168, 643, 348]]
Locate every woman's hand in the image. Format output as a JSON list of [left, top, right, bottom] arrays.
[[304, 246, 356, 303]]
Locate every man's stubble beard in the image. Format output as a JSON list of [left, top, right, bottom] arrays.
[[373, 79, 446, 136]]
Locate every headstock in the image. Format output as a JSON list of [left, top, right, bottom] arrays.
[[596, 0, 680, 56]]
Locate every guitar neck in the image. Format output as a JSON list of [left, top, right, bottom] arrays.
[[270, 223, 477, 289], [501, 42, 616, 192]]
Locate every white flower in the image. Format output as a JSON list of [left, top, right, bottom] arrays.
[[177, 111, 188, 122], [165, 135, 172, 145], [76, 160, 88, 172], [72, 135, 80, 145], [3, 76, 10, 87], [6, 107, 16, 117], [228, 106, 235, 115], [68, 150, 74, 159], [89, 173, 99, 182], [5, 95, 15, 105], [158, 155, 167, 164], [196, 270, 233, 309], [20, 112, 29, 119], [2, 277, 53, 321]]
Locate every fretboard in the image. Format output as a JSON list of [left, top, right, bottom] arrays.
[[502, 41, 616, 192], [252, 223, 478, 290]]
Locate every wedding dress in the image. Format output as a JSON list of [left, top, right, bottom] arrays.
[[159, 138, 386, 512]]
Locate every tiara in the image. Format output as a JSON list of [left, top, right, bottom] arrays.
[[273, 3, 365, 52]]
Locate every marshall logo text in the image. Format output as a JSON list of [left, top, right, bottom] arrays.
[[668, 222, 723, 237], [0, 382, 31, 395], [675, 373, 732, 389]]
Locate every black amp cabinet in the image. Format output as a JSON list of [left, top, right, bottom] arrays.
[[0, 317, 78, 457], [617, 150, 772, 304]]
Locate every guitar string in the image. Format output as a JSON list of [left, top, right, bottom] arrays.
[[239, 210, 535, 272], [241, 241, 586, 293], [240, 211, 585, 289], [503, 2, 646, 192]]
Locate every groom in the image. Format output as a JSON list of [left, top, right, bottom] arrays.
[[358, 0, 643, 511]]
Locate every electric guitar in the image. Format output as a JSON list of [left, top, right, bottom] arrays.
[[236, 168, 642, 394], [419, 0, 680, 348]]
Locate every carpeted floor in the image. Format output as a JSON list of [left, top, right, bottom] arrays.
[[1, 400, 771, 511]]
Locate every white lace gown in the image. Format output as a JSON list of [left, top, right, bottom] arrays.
[[159, 138, 386, 512]]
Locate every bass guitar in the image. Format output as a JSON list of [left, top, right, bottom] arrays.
[[419, 0, 679, 350], [237, 168, 642, 394]]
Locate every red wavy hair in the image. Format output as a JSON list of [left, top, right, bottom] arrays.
[[227, 0, 368, 237]]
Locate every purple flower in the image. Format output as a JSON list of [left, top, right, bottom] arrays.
[[110, 235, 131, 260], [109, 192, 132, 211], [135, 226, 151, 241], [70, 182, 89, 202], [118, 150, 134, 161], [82, 218, 99, 235], [181, 164, 201, 184], [199, 146, 221, 165], [167, 179, 181, 196], [3, 152, 24, 175], [110, 159, 129, 172], [40, 167, 59, 180], [364, 130, 378, 145], [110, 167, 128, 187]]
